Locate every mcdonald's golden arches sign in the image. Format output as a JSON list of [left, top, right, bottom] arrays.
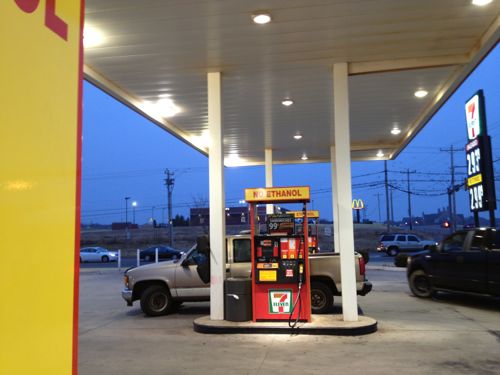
[[352, 199, 364, 210]]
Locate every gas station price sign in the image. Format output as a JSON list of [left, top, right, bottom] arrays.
[[464, 90, 496, 212], [267, 214, 295, 235], [466, 138, 487, 211]]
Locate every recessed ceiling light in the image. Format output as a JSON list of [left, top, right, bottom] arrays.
[[192, 129, 211, 149], [376, 150, 384, 158], [143, 98, 181, 118], [472, 0, 492, 6], [252, 12, 272, 24], [83, 25, 104, 48], [225, 154, 244, 167], [414, 90, 428, 98], [301, 154, 308, 161], [293, 133, 302, 140], [282, 98, 294, 106], [391, 127, 401, 135], [156, 98, 181, 117]]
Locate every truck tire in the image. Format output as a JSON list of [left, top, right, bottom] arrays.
[[387, 246, 399, 256], [394, 253, 409, 268], [409, 270, 432, 298], [310, 282, 333, 314], [140, 285, 174, 316]]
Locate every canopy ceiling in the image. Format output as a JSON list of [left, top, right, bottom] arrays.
[[84, 0, 500, 165]]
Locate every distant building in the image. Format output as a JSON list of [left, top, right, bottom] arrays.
[[402, 216, 424, 226], [190, 206, 285, 226], [422, 207, 465, 226], [111, 222, 139, 230]]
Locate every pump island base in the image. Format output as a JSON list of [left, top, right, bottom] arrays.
[[193, 314, 377, 336]]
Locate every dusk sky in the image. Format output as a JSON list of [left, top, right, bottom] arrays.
[[81, 44, 499, 225]]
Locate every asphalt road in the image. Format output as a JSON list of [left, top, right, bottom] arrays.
[[80, 257, 144, 269]]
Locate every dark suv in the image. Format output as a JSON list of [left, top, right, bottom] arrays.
[[407, 228, 500, 298]]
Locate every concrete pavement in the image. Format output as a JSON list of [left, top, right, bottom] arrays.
[[78, 268, 500, 375]]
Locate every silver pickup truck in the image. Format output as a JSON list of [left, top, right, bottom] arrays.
[[122, 235, 372, 316]]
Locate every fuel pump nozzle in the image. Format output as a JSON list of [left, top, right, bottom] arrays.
[[289, 260, 305, 329]]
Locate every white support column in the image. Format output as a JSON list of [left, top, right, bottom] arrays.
[[265, 148, 274, 215], [208, 72, 226, 320], [332, 63, 358, 321], [330, 147, 341, 254]]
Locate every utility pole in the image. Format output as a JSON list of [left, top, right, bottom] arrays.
[[407, 169, 413, 230], [447, 188, 454, 233], [384, 160, 390, 232], [440, 145, 464, 232], [375, 193, 382, 223], [390, 188, 394, 225], [125, 197, 130, 228], [164, 169, 175, 246], [124, 196, 130, 244]]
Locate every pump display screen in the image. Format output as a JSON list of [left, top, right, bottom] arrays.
[[254, 235, 304, 284]]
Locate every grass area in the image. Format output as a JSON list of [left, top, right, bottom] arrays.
[[81, 223, 449, 256]]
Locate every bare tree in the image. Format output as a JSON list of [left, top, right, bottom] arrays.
[[191, 194, 209, 208], [191, 195, 209, 234]]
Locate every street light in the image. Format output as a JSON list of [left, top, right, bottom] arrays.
[[132, 201, 137, 224], [125, 197, 131, 242], [124, 197, 130, 228]]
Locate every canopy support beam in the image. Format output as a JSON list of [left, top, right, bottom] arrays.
[[265, 148, 274, 215], [331, 62, 359, 322], [208, 72, 226, 320]]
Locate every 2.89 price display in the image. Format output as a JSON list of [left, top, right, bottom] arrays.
[[466, 148, 481, 176], [469, 185, 484, 211]]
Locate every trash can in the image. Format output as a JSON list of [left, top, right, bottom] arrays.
[[224, 278, 252, 322]]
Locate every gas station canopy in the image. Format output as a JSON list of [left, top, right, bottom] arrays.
[[84, 0, 499, 165]]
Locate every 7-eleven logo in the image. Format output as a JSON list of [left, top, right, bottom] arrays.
[[269, 290, 292, 314], [465, 94, 481, 140]]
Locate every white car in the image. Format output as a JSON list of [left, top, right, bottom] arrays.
[[80, 247, 118, 263], [376, 234, 437, 256]]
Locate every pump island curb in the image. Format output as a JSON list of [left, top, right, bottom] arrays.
[[193, 315, 378, 336]]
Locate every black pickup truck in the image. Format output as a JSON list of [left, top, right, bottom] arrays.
[[407, 228, 500, 298]]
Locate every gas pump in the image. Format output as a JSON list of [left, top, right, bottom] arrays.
[[245, 186, 312, 323], [289, 210, 320, 253]]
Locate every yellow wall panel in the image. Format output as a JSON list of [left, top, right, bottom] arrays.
[[0, 1, 83, 374]]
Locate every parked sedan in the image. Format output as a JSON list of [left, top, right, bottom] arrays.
[[80, 247, 118, 263], [140, 246, 183, 262]]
